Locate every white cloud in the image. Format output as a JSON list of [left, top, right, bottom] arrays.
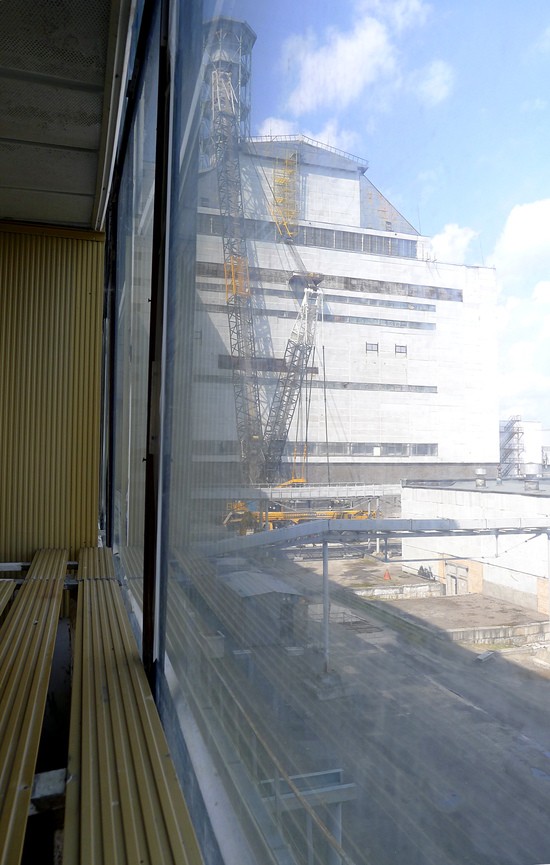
[[491, 199, 550, 293], [256, 116, 361, 155], [277, 1, 450, 124], [430, 223, 477, 264], [492, 200, 550, 424], [304, 119, 362, 154], [356, 0, 430, 32], [532, 25, 550, 54], [411, 59, 454, 107], [520, 97, 548, 113], [532, 281, 550, 303], [388, 0, 430, 32], [283, 17, 395, 116], [257, 116, 298, 137]]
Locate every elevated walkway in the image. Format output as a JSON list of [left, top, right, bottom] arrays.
[[197, 483, 401, 501]]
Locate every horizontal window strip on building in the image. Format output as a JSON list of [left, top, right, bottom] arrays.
[[196, 260, 461, 302], [191, 440, 438, 457], [218, 355, 318, 373], [197, 279, 436, 313], [197, 212, 418, 260], [195, 373, 437, 393], [200, 302, 436, 330], [301, 442, 439, 457]]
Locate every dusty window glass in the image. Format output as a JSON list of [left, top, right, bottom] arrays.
[[110, 2, 550, 865], [112, 7, 159, 610]]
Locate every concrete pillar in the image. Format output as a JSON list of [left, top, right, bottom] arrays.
[[323, 540, 330, 674], [327, 802, 343, 865]]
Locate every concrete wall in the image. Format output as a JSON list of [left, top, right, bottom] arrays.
[[354, 583, 444, 600], [402, 484, 550, 612], [194, 139, 500, 479], [0, 224, 104, 560]]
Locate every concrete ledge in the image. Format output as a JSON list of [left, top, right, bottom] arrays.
[[353, 583, 444, 601], [446, 621, 550, 646]]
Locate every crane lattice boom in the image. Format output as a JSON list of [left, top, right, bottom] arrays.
[[211, 67, 264, 483], [262, 276, 321, 482]]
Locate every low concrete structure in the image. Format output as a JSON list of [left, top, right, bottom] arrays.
[[353, 582, 444, 601], [401, 478, 550, 613], [377, 593, 550, 647]]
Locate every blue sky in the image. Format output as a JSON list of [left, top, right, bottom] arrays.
[[212, 0, 550, 427]]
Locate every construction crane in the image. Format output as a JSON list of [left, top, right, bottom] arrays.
[[211, 64, 265, 484], [223, 501, 378, 534], [262, 271, 321, 482], [259, 148, 324, 483], [206, 22, 322, 486]]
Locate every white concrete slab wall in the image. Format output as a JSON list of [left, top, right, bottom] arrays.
[[401, 484, 550, 611], [194, 140, 500, 473]]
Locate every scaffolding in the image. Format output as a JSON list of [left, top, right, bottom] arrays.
[[499, 415, 524, 478], [200, 18, 255, 172], [206, 24, 264, 484], [204, 19, 321, 485], [271, 151, 299, 241]]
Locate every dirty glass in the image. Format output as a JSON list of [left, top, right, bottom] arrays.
[[111, 1, 550, 863], [112, 7, 160, 619]]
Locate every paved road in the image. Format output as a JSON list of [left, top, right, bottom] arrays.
[[244, 576, 550, 865]]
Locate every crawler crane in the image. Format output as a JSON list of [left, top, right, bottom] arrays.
[[223, 500, 377, 534], [208, 28, 322, 486], [211, 63, 265, 483]]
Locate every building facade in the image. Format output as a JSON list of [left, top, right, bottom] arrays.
[[402, 479, 550, 613], [193, 134, 500, 484]]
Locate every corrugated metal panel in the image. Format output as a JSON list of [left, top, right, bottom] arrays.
[[0, 223, 104, 560], [0, 582, 15, 618], [63, 547, 204, 865], [0, 549, 68, 865]]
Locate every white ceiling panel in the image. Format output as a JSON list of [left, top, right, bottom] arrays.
[[0, 0, 133, 230]]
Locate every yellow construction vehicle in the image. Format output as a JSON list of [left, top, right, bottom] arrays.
[[223, 501, 377, 534]]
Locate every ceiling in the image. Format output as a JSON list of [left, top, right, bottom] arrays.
[[0, 0, 132, 232]]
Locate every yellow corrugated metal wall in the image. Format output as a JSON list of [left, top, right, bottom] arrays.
[[0, 223, 104, 561]]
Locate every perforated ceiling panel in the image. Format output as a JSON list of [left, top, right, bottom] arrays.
[[0, 0, 130, 230]]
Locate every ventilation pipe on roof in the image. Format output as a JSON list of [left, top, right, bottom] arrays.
[[475, 468, 487, 488]]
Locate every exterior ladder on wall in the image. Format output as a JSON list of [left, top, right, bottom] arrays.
[[271, 151, 299, 241], [500, 415, 524, 477]]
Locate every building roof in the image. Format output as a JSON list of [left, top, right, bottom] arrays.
[[404, 477, 550, 497], [0, 0, 131, 230], [219, 570, 302, 598], [245, 135, 369, 173]]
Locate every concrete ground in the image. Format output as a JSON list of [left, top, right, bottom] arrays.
[[233, 551, 550, 864], [380, 592, 549, 631], [288, 553, 548, 631]]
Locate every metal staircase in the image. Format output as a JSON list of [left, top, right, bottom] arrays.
[[499, 415, 524, 477]]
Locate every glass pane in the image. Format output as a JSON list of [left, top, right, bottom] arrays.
[[110, 2, 544, 865], [112, 9, 160, 617]]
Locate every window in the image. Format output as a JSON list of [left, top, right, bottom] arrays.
[[381, 443, 410, 456], [411, 443, 438, 456], [104, 5, 517, 865]]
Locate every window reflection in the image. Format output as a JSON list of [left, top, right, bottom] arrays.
[[108, 3, 550, 864]]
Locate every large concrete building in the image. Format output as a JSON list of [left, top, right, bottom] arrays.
[[189, 18, 499, 488], [193, 130, 500, 484]]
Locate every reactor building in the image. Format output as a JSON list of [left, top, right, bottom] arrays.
[[191, 17, 499, 487]]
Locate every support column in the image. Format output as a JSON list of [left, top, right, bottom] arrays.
[[323, 540, 330, 674], [327, 802, 343, 865]]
